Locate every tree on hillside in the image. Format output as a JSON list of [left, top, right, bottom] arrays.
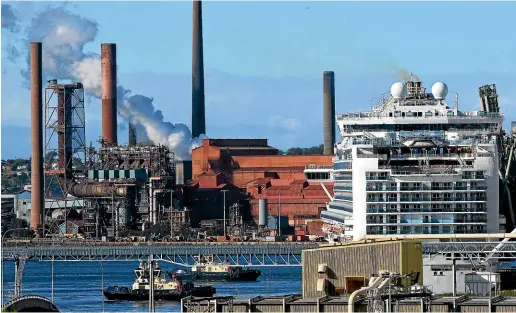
[[279, 144, 324, 155]]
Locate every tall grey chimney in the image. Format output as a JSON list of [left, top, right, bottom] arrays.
[[192, 0, 206, 138], [323, 71, 336, 155]]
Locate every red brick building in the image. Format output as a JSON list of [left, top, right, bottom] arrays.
[[191, 139, 334, 234]]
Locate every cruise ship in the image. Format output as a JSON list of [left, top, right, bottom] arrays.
[[312, 79, 505, 241]]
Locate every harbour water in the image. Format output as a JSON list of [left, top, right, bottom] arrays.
[[1, 261, 301, 312]]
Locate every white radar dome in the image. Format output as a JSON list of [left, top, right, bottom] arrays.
[[431, 81, 448, 100], [390, 81, 407, 100]]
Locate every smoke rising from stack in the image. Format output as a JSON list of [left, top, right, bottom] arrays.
[[5, 5, 204, 160], [2, 4, 22, 63], [390, 65, 420, 82]]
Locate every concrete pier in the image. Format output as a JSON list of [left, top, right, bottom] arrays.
[[181, 294, 516, 312]]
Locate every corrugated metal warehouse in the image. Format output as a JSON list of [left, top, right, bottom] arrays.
[[302, 240, 423, 298]]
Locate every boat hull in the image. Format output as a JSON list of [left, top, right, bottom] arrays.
[[103, 285, 216, 301], [171, 269, 261, 282]]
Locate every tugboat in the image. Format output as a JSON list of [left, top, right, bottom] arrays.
[[169, 256, 261, 282], [103, 260, 216, 301]]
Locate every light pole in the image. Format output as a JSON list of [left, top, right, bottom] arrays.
[[98, 261, 105, 313], [149, 255, 155, 313], [278, 190, 281, 237], [51, 256, 54, 302], [222, 190, 228, 237], [488, 262, 492, 313], [170, 190, 174, 239], [3, 225, 30, 301]]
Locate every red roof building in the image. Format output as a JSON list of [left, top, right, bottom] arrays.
[[191, 139, 334, 234]]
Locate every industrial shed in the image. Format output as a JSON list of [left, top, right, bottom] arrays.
[[302, 239, 423, 297]]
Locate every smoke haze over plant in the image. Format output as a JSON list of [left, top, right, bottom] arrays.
[[2, 4, 204, 160]]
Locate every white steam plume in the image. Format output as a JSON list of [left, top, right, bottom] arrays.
[[5, 5, 204, 160], [118, 90, 206, 160], [1, 4, 20, 33]]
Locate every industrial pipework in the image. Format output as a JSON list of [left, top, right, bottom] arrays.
[[323, 71, 336, 155], [191, 0, 206, 138], [348, 275, 389, 313], [65, 181, 133, 198], [30, 42, 44, 234], [101, 43, 117, 145]]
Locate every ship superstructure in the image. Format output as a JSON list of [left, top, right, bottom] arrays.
[[320, 79, 504, 241], [169, 255, 261, 281]]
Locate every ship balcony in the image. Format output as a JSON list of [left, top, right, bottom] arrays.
[[357, 153, 483, 160], [462, 175, 486, 180], [334, 186, 353, 191], [365, 175, 390, 181], [366, 207, 487, 214], [389, 170, 461, 177], [366, 196, 486, 203], [333, 195, 353, 201], [337, 111, 503, 121], [366, 229, 488, 235], [366, 186, 488, 192], [367, 219, 487, 225], [305, 165, 334, 170]]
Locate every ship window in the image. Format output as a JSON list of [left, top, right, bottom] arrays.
[[402, 112, 406, 117], [418, 112, 422, 117], [389, 112, 393, 117], [425, 111, 433, 117]]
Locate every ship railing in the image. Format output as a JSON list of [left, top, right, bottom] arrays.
[[388, 170, 459, 176], [366, 208, 487, 213], [337, 111, 503, 120], [366, 197, 488, 203], [366, 185, 488, 191], [357, 153, 482, 159], [304, 165, 334, 170], [347, 137, 496, 146]]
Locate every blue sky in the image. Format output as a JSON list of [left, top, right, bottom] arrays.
[[2, 1, 516, 159]]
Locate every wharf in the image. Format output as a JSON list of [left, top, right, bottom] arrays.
[[180, 294, 516, 312], [1, 242, 319, 265], [4, 241, 516, 263]]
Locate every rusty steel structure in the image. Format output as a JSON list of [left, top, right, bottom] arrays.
[[101, 43, 117, 145], [30, 3, 211, 239], [191, 0, 206, 138], [43, 79, 87, 236], [30, 42, 44, 235], [323, 71, 336, 155]]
